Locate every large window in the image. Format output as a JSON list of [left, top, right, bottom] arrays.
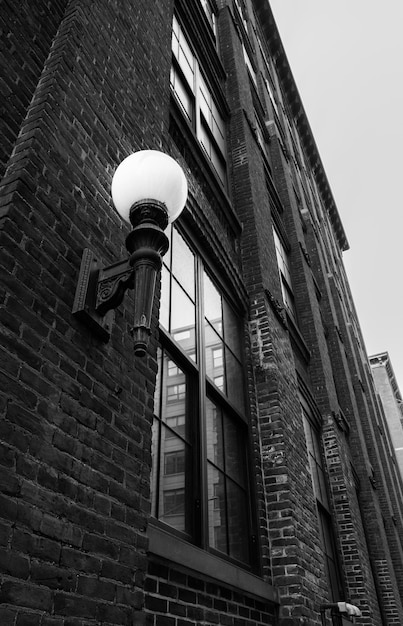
[[273, 226, 297, 323], [302, 407, 344, 601], [151, 226, 252, 565], [200, 0, 217, 37], [171, 15, 227, 186]]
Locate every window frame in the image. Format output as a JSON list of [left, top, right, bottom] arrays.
[[272, 225, 298, 323], [171, 14, 227, 187], [302, 402, 345, 602], [151, 224, 257, 570]]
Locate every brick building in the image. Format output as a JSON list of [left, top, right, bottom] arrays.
[[1, 1, 403, 625]]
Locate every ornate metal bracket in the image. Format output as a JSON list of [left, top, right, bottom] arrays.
[[72, 249, 133, 342]]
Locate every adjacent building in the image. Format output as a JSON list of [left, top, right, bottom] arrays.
[[1, 1, 403, 625], [370, 352, 403, 480]]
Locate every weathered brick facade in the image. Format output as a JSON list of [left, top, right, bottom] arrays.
[[1, 1, 403, 625]]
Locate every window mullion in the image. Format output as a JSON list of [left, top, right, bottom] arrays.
[[194, 63, 202, 142], [154, 352, 165, 520], [196, 256, 209, 549]]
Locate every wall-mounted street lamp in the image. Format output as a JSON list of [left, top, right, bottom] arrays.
[[72, 150, 188, 356], [320, 602, 361, 625]]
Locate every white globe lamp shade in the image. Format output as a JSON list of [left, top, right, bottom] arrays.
[[111, 150, 188, 224]]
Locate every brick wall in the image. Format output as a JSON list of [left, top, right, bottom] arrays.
[[0, 0, 68, 180], [144, 559, 277, 626], [0, 0, 175, 623], [219, 5, 330, 624]]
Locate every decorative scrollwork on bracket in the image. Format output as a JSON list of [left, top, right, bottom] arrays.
[[96, 266, 133, 316]]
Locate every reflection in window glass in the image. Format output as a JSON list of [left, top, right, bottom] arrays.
[[172, 228, 195, 299], [171, 281, 195, 337], [170, 66, 193, 122], [213, 347, 223, 369], [153, 227, 251, 564], [223, 300, 242, 358], [171, 16, 227, 186], [224, 349, 244, 413], [206, 399, 249, 563], [164, 489, 185, 517], [162, 227, 197, 361], [200, 0, 217, 36], [203, 271, 222, 330], [152, 349, 191, 534], [273, 226, 297, 323]]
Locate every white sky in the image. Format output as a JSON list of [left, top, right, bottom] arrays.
[[270, 0, 403, 391]]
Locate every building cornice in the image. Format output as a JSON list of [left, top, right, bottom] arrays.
[[252, 0, 349, 252]]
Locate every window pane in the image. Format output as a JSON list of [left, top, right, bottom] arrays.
[[166, 414, 186, 438], [200, 0, 216, 35], [172, 19, 195, 91], [171, 279, 196, 356], [223, 299, 242, 358], [170, 66, 193, 122], [152, 349, 192, 535], [163, 488, 185, 517], [178, 33, 195, 89], [223, 413, 246, 486], [203, 272, 222, 333], [212, 101, 226, 154], [227, 479, 249, 563], [208, 463, 227, 553], [160, 431, 187, 531], [172, 16, 180, 57], [171, 228, 195, 299], [225, 348, 245, 412], [206, 399, 224, 470], [199, 75, 211, 123], [210, 143, 226, 185], [205, 323, 225, 392]]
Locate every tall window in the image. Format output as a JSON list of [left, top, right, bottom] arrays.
[[171, 15, 227, 186], [273, 226, 297, 323], [302, 408, 344, 601], [234, 0, 248, 32], [200, 0, 217, 37], [151, 226, 252, 565]]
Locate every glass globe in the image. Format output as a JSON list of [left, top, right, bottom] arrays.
[[111, 150, 188, 224]]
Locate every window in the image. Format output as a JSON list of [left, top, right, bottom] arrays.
[[302, 408, 344, 601], [264, 77, 278, 115], [254, 111, 266, 154], [242, 43, 257, 86], [152, 226, 252, 565], [167, 383, 186, 403], [234, 0, 248, 32], [164, 489, 185, 517], [165, 450, 186, 475], [167, 359, 180, 377], [273, 226, 297, 323], [171, 15, 227, 185], [200, 0, 217, 37]]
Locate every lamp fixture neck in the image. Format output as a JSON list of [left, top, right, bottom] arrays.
[[128, 199, 169, 230]]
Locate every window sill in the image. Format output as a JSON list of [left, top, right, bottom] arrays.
[[147, 521, 279, 604]]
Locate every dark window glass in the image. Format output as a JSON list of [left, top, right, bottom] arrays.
[[152, 225, 251, 565], [171, 15, 227, 186], [302, 408, 343, 601]]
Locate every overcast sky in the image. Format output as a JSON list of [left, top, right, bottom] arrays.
[[270, 0, 403, 392]]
